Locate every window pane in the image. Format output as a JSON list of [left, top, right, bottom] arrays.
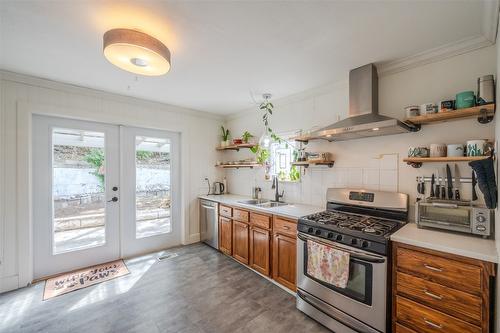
[[135, 136, 171, 238], [270, 140, 300, 182], [52, 128, 106, 254]]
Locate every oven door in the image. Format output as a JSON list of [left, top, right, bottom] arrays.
[[297, 232, 387, 333]]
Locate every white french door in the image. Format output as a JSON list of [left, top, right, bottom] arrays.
[[33, 115, 120, 279], [33, 115, 180, 279], [120, 126, 180, 258]]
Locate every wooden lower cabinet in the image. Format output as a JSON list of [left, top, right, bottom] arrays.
[[232, 220, 250, 265], [249, 226, 271, 276], [272, 233, 297, 291], [392, 242, 495, 333], [219, 216, 232, 255], [214, 202, 298, 291]]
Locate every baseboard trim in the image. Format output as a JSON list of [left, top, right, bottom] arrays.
[[0, 275, 19, 293]]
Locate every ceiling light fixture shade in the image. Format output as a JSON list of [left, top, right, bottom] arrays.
[[103, 28, 171, 76]]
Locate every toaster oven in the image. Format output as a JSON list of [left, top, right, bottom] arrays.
[[416, 201, 493, 237]]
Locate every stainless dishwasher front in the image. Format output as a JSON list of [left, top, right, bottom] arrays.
[[200, 199, 219, 249]]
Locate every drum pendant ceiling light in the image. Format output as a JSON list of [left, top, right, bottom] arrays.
[[103, 29, 171, 76]]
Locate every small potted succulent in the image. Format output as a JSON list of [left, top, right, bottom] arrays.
[[220, 126, 230, 147]]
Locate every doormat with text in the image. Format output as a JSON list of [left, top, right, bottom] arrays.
[[43, 259, 130, 300]]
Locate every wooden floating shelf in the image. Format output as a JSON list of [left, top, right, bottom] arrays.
[[291, 160, 335, 168], [216, 143, 256, 151], [292, 135, 319, 143], [405, 104, 495, 125], [403, 156, 489, 168], [215, 163, 263, 169]]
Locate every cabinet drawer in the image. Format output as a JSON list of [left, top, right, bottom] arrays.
[[219, 205, 232, 218], [396, 247, 481, 294], [273, 216, 297, 237], [395, 324, 418, 333], [250, 212, 271, 229], [233, 208, 249, 223], [396, 296, 480, 333], [397, 272, 482, 325]]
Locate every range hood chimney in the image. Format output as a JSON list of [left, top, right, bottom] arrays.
[[309, 63, 417, 141]]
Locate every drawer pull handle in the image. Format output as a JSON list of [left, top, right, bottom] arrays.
[[424, 264, 443, 272], [283, 226, 290, 230], [423, 290, 443, 300], [424, 318, 442, 329]]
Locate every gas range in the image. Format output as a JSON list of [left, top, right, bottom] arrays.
[[298, 188, 409, 255], [296, 188, 409, 333]]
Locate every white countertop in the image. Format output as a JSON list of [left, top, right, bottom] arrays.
[[198, 194, 323, 220], [391, 223, 498, 263]]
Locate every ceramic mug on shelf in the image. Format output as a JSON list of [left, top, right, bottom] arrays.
[[455, 91, 476, 109], [420, 103, 438, 115], [466, 140, 486, 156], [405, 105, 420, 118], [430, 143, 447, 157], [439, 100, 455, 112], [408, 146, 429, 158], [446, 144, 465, 157]]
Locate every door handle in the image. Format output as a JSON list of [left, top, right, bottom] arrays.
[[108, 197, 118, 202]]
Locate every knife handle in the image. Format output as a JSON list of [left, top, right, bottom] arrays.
[[441, 186, 446, 199], [435, 185, 440, 198], [455, 189, 460, 201]]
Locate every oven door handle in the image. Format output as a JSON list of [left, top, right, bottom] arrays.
[[297, 233, 386, 264]]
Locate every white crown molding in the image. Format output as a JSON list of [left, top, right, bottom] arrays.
[[377, 34, 494, 76], [0, 70, 225, 121], [482, 0, 500, 43]]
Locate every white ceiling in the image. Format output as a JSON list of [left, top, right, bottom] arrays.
[[0, 1, 493, 114]]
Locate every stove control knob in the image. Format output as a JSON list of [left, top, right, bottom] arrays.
[[336, 234, 343, 241], [327, 232, 334, 239], [315, 230, 322, 236], [307, 227, 314, 233], [351, 238, 358, 245], [361, 241, 369, 248]]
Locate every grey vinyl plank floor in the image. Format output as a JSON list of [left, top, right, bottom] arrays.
[[0, 243, 331, 333]]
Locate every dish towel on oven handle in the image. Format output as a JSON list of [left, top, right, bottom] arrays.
[[307, 240, 350, 288]]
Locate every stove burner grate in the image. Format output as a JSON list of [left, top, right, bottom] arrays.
[[303, 211, 399, 237]]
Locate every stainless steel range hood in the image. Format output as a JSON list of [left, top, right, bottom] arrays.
[[309, 64, 417, 141]]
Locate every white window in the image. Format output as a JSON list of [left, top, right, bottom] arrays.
[[269, 139, 300, 182]]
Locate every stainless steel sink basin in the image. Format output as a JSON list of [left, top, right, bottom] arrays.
[[257, 201, 288, 208], [237, 199, 288, 208], [237, 199, 270, 205]]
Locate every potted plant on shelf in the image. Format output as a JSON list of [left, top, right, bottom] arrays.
[[242, 131, 254, 144], [220, 126, 230, 147]]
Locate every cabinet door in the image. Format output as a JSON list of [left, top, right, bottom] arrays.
[[272, 233, 296, 291], [219, 216, 232, 255], [232, 220, 249, 265], [249, 226, 271, 276]]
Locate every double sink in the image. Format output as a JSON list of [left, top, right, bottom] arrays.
[[237, 199, 288, 208]]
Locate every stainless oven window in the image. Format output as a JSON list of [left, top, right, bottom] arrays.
[[303, 246, 373, 305]]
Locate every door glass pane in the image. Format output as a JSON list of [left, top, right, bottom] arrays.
[[135, 136, 171, 238], [52, 128, 106, 254]]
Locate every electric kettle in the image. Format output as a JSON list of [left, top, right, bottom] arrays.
[[213, 182, 225, 195]]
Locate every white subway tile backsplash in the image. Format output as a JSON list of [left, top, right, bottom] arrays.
[[380, 169, 398, 186], [348, 168, 363, 187], [362, 168, 380, 185], [226, 158, 400, 204], [380, 184, 397, 192], [380, 154, 398, 170]]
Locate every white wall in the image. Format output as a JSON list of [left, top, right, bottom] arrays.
[[0, 71, 223, 292], [224, 46, 496, 218]]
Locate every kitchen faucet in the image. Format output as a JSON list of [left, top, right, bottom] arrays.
[[272, 176, 284, 202]]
